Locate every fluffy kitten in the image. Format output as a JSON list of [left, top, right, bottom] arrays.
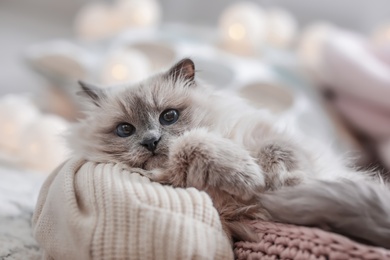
[[69, 58, 390, 248]]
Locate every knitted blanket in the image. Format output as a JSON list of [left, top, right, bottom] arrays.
[[235, 221, 390, 260], [32, 159, 390, 260], [32, 159, 233, 260]]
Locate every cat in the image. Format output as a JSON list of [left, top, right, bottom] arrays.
[[69, 58, 390, 248]]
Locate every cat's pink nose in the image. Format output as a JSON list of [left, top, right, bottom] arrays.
[[140, 137, 160, 152]]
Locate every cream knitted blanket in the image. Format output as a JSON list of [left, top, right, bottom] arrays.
[[32, 158, 233, 260]]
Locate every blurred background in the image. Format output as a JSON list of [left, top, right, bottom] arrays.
[[1, 1, 390, 256], [1, 0, 390, 176], [3, 0, 390, 93]]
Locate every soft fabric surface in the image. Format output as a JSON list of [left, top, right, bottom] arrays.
[[235, 221, 390, 260], [32, 158, 390, 260], [0, 163, 44, 260], [32, 158, 233, 260]]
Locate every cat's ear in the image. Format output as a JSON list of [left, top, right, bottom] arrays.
[[77, 80, 105, 107], [167, 58, 195, 83]]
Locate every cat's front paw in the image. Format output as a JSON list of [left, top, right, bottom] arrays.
[[256, 140, 306, 190], [131, 167, 172, 184], [129, 168, 155, 180], [169, 128, 265, 200]]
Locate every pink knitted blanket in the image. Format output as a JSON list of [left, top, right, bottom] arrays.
[[234, 221, 390, 260]]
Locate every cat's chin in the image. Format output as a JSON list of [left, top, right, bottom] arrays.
[[142, 154, 168, 170]]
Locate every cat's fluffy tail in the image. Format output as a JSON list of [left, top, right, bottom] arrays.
[[259, 180, 390, 249]]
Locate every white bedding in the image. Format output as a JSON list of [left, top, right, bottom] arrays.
[[0, 165, 45, 259]]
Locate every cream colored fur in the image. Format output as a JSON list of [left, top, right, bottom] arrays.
[[69, 58, 389, 246]]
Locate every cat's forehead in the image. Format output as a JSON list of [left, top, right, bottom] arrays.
[[115, 80, 165, 109], [109, 76, 191, 116]]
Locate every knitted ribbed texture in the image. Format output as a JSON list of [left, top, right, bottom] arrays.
[[32, 158, 233, 260], [234, 221, 390, 260]]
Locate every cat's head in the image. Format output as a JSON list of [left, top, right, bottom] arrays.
[[69, 58, 210, 169]]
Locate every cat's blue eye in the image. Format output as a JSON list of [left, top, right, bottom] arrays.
[[159, 109, 179, 125], [116, 123, 135, 137]]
